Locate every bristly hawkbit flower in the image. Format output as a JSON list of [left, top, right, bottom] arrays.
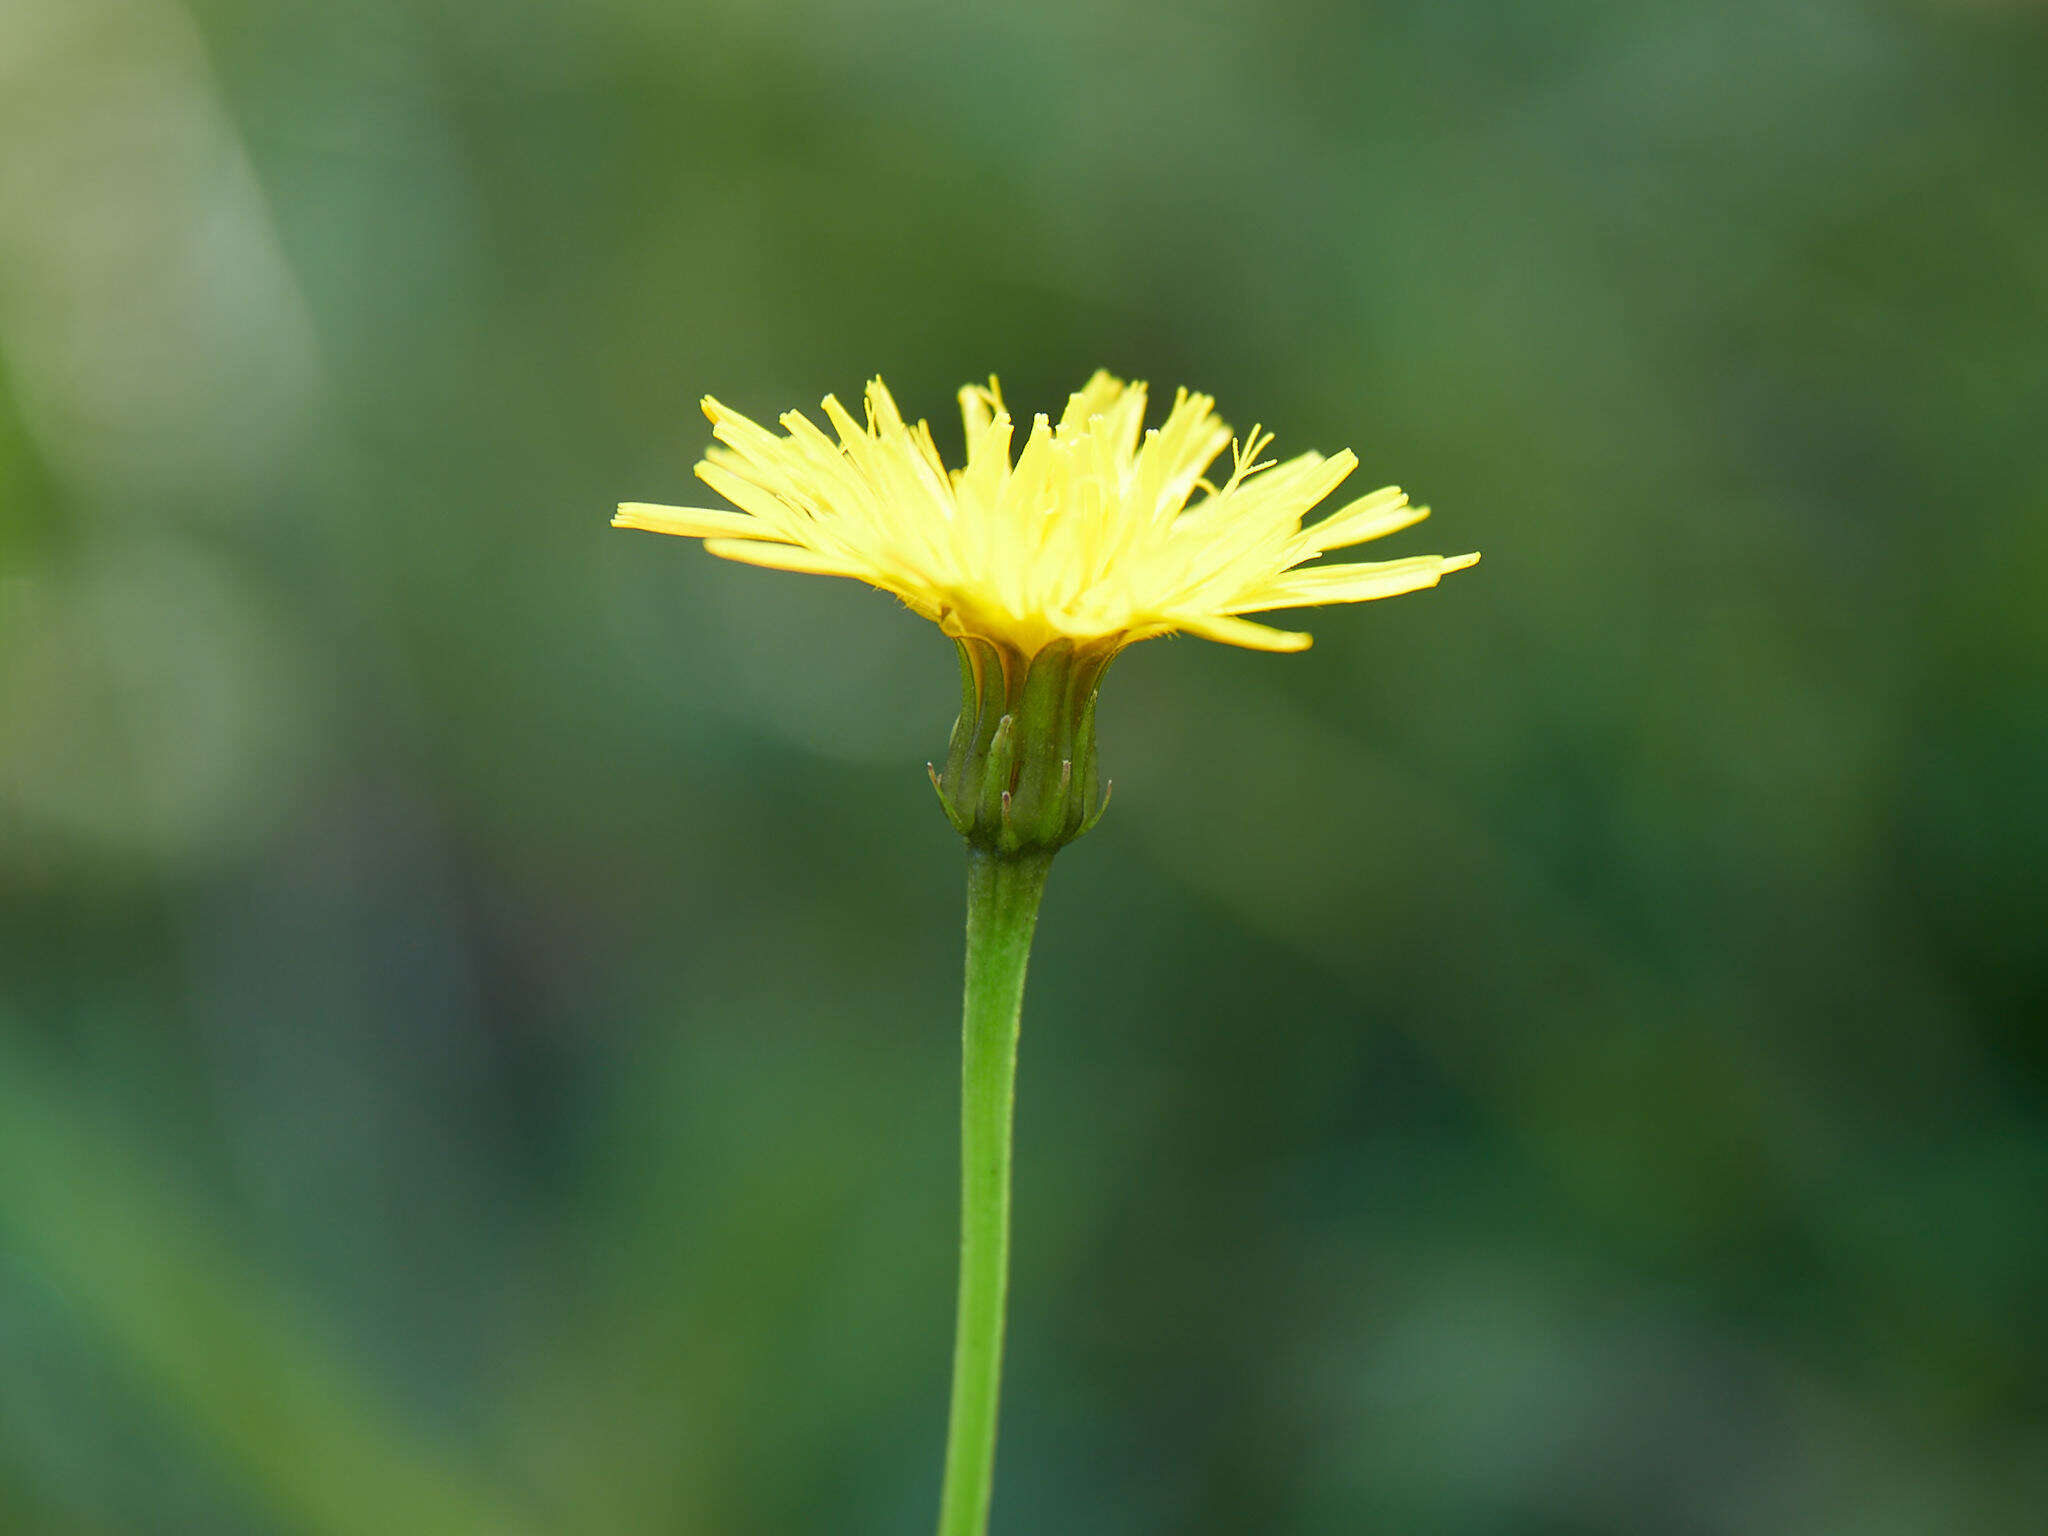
[[612, 370, 1483, 1536], [615, 371, 1478, 852], [617, 369, 1476, 656]]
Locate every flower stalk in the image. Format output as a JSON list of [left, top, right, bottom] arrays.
[[937, 845, 1053, 1536]]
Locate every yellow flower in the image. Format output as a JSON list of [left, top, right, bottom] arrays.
[[614, 370, 1477, 658]]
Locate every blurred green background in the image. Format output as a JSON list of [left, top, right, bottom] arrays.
[[3, 0, 2045, 1532]]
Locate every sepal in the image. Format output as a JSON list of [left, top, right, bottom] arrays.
[[929, 636, 1116, 854]]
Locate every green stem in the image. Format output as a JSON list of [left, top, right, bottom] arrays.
[[937, 846, 1054, 1536]]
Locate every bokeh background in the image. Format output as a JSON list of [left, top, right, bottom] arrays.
[[3, 0, 2046, 1531]]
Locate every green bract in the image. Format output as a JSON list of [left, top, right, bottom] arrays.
[[931, 638, 1114, 855]]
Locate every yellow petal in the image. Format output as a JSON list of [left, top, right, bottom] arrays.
[[1237, 551, 1480, 612], [1172, 613, 1315, 652], [701, 538, 871, 578], [1058, 371, 1132, 436], [613, 502, 772, 540], [1295, 488, 1428, 555], [692, 461, 810, 534]]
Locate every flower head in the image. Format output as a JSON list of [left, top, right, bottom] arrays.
[[617, 371, 1478, 853], [614, 370, 1477, 659]]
